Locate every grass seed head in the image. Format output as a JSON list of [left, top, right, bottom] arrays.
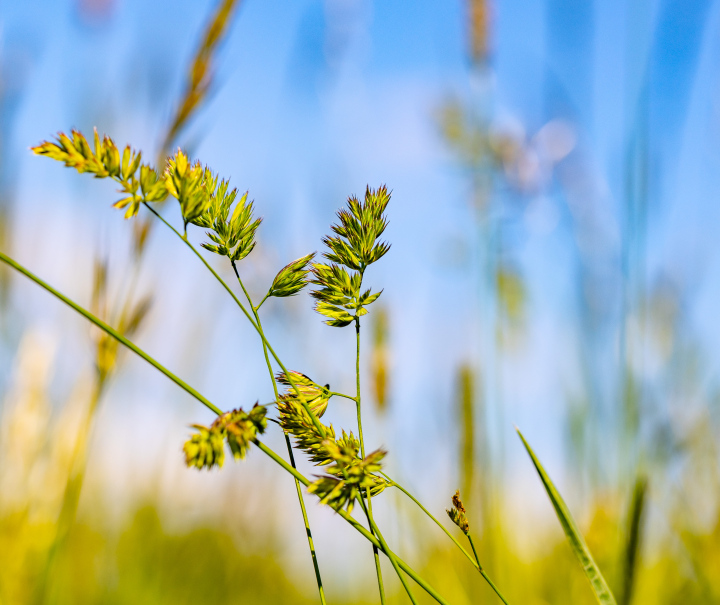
[[276, 371, 331, 418], [307, 443, 388, 513], [310, 185, 389, 327], [165, 150, 216, 228], [196, 185, 262, 262], [32, 129, 149, 218], [323, 185, 391, 269], [447, 489, 470, 534], [183, 404, 267, 469], [183, 424, 226, 470]]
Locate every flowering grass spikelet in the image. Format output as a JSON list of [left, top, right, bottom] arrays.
[[276, 371, 331, 418], [219, 404, 268, 460], [194, 182, 262, 262], [32, 129, 153, 218], [267, 253, 316, 298], [276, 387, 362, 468], [139, 165, 169, 202], [310, 186, 389, 327], [277, 398, 337, 465], [307, 441, 388, 513], [183, 424, 226, 470], [164, 149, 217, 229], [323, 185, 391, 269], [183, 404, 267, 470], [447, 490, 470, 534]]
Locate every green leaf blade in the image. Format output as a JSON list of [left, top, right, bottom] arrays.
[[516, 428, 617, 605]]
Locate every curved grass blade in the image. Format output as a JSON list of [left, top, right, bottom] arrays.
[[620, 476, 647, 605], [516, 428, 617, 605], [0, 249, 222, 416]]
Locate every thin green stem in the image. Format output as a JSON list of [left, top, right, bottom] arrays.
[[359, 496, 417, 605], [361, 486, 387, 605], [286, 434, 327, 605], [143, 203, 328, 441], [254, 441, 451, 605], [231, 261, 277, 401], [383, 473, 510, 603], [372, 537, 387, 605], [232, 259, 327, 605], [382, 474, 478, 569], [255, 292, 270, 310], [354, 315, 386, 602], [467, 533, 510, 604], [143, 203, 258, 331], [0, 250, 221, 416], [328, 391, 357, 402], [354, 320, 365, 456], [256, 401, 279, 408], [3, 248, 450, 605]]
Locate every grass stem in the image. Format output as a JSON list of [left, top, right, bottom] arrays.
[[143, 203, 328, 441], [0, 248, 452, 605], [232, 259, 327, 605], [0, 249, 222, 416], [254, 441, 451, 605], [359, 495, 417, 604], [383, 475, 478, 569], [467, 533, 510, 604], [354, 316, 387, 603], [384, 472, 510, 603]]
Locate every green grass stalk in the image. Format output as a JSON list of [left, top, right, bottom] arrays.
[[382, 473, 510, 602], [0, 249, 221, 416], [354, 316, 387, 604], [467, 533, 510, 604], [358, 494, 417, 604], [255, 442, 451, 605], [382, 475, 477, 568], [142, 203, 328, 440], [0, 248, 452, 605], [232, 260, 327, 605]]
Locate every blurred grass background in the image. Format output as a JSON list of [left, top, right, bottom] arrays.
[[2, 0, 720, 602]]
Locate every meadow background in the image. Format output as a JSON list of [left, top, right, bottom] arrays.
[[1, 0, 719, 602]]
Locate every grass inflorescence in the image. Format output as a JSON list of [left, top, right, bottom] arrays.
[[5, 127, 625, 605]]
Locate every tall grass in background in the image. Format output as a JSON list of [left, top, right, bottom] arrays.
[[0, 0, 719, 603], [430, 0, 720, 604]]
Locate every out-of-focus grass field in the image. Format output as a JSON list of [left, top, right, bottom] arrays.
[[2, 0, 720, 603]]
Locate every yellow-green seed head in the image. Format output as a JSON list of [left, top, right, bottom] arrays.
[[447, 489, 470, 534]]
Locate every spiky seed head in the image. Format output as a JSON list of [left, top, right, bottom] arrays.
[[307, 445, 389, 513], [268, 253, 316, 298], [165, 149, 216, 226], [276, 371, 331, 418], [276, 379, 361, 467], [183, 424, 226, 470], [139, 164, 168, 202], [447, 490, 470, 534], [217, 404, 268, 460], [310, 185, 390, 328], [452, 490, 466, 512], [183, 404, 267, 470], [309, 262, 379, 327], [323, 185, 391, 270], [197, 185, 262, 262], [32, 129, 148, 218]]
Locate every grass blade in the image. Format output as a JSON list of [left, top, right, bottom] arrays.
[[620, 476, 647, 605], [516, 428, 617, 605]]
